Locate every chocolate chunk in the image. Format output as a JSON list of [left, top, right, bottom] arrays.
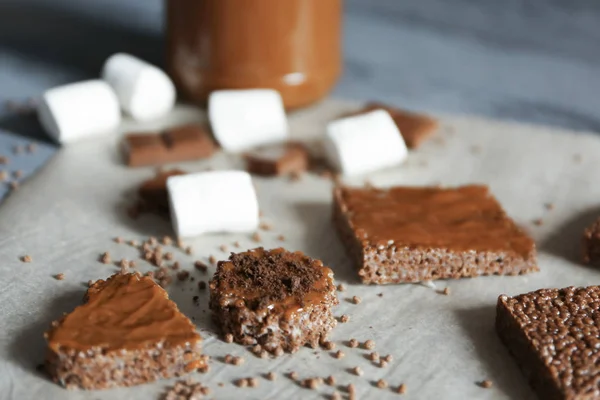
[[244, 142, 309, 176], [209, 248, 338, 354], [496, 286, 600, 399], [44, 273, 204, 389], [124, 124, 216, 167], [346, 102, 438, 148], [333, 185, 538, 284]]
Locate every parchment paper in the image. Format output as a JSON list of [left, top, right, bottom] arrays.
[[2, 99, 600, 400]]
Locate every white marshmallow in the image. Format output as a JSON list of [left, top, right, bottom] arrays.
[[208, 89, 288, 152], [324, 109, 408, 176], [101, 53, 175, 121], [37, 80, 121, 144], [167, 171, 259, 237]]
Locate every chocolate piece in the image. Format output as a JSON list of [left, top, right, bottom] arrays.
[[244, 142, 309, 176], [138, 169, 185, 212], [333, 185, 537, 284], [124, 124, 216, 167], [45, 273, 204, 390], [349, 102, 438, 148], [209, 248, 338, 354], [497, 286, 600, 400], [582, 217, 600, 265]]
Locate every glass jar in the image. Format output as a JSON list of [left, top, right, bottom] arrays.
[[166, 0, 342, 109]]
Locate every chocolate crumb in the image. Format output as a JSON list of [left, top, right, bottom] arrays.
[[382, 354, 393, 363], [26, 143, 36, 153], [232, 356, 244, 366], [333, 350, 345, 359], [224, 354, 233, 364], [233, 241, 241, 248], [304, 378, 320, 390], [274, 347, 284, 357], [170, 261, 180, 270], [119, 259, 129, 269], [162, 236, 172, 246], [21, 255, 32, 263], [54, 273, 65, 281], [397, 383, 407, 394], [13, 170, 23, 179], [224, 333, 234, 343], [351, 366, 363, 376], [252, 344, 262, 354], [379, 360, 389, 368], [114, 237, 123, 244], [277, 234, 285, 241], [177, 271, 190, 281], [0, 156, 8, 165], [351, 295, 361, 304], [288, 371, 298, 380], [325, 375, 336, 386], [337, 283, 346, 292], [198, 281, 206, 290], [322, 341, 336, 350], [164, 252, 174, 260], [368, 352, 379, 361], [348, 339, 358, 348], [290, 171, 303, 181], [9, 181, 18, 190], [209, 255, 217, 265], [248, 377, 259, 388], [177, 238, 184, 248], [330, 392, 342, 400], [259, 350, 268, 359], [340, 314, 350, 323], [532, 218, 543, 226], [219, 244, 228, 252], [128, 240, 139, 247], [441, 287, 451, 295], [378, 292, 383, 297], [266, 372, 277, 381], [251, 232, 261, 242], [479, 380, 493, 389], [347, 383, 356, 394], [148, 237, 158, 246], [545, 203, 555, 211], [377, 379, 388, 389], [185, 246, 193, 255], [194, 260, 208, 272]]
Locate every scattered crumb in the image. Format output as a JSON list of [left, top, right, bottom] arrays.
[[470, 145, 482, 154], [351, 366, 363, 376], [100, 252, 111, 264], [376, 379, 388, 389], [573, 154, 582, 163], [119, 259, 129, 269], [219, 244, 228, 252], [232, 356, 244, 366], [247, 377, 259, 388], [209, 255, 217, 265], [164, 252, 174, 260], [185, 246, 193, 255], [363, 339, 375, 350], [288, 371, 298, 380], [233, 241, 241, 248], [277, 234, 285, 241], [438, 287, 451, 296], [351, 296, 361, 304], [148, 237, 158, 246], [397, 383, 407, 394], [128, 240, 139, 247], [479, 380, 493, 389], [340, 314, 350, 323], [21, 255, 32, 263], [54, 273, 65, 281], [259, 222, 272, 231], [368, 352, 379, 361], [325, 375, 335, 386], [177, 238, 184, 248], [266, 372, 276, 381], [304, 378, 320, 390], [330, 392, 342, 400], [337, 283, 346, 292], [194, 260, 208, 272], [290, 171, 303, 181], [224, 333, 233, 343], [198, 281, 207, 290], [348, 339, 358, 348], [333, 350, 345, 359], [532, 218, 543, 226], [163, 378, 208, 399], [13, 170, 23, 179], [545, 203, 555, 211], [26, 143, 37, 153], [251, 232, 261, 242], [9, 181, 18, 190], [0, 171, 6, 181], [234, 378, 247, 388], [274, 347, 284, 357], [382, 354, 393, 363], [0, 156, 8, 165], [162, 236, 172, 246], [378, 293, 383, 297], [379, 360, 389, 368], [347, 383, 356, 394], [170, 261, 180, 270]]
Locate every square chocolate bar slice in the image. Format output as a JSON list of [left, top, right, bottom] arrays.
[[333, 184, 537, 284], [497, 286, 600, 400]]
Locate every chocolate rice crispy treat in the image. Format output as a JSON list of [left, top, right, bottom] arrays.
[[333, 184, 538, 284], [44, 273, 204, 390], [582, 217, 600, 265], [497, 286, 600, 400], [209, 248, 338, 354]]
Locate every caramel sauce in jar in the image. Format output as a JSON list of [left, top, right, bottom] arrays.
[[166, 0, 342, 109]]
